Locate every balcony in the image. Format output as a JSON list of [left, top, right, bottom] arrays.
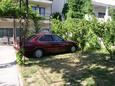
[[29, 0, 52, 7], [92, 0, 115, 7]]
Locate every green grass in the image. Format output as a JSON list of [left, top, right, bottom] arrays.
[[20, 51, 115, 86]]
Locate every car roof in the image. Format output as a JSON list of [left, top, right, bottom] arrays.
[[36, 32, 52, 36]]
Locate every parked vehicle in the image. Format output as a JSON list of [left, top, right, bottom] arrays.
[[24, 32, 79, 58]]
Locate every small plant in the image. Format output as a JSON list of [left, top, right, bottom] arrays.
[[16, 49, 25, 65]]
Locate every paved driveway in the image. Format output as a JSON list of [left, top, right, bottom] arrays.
[[0, 45, 22, 86]]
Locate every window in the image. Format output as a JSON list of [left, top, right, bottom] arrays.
[[0, 28, 13, 37], [98, 12, 105, 18], [32, 6, 39, 13], [52, 35, 64, 42], [32, 6, 45, 16], [39, 7, 45, 16], [0, 29, 3, 37], [8, 29, 13, 37], [16, 28, 21, 37], [39, 35, 53, 41]]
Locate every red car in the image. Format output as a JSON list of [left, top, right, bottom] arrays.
[[24, 32, 78, 58]]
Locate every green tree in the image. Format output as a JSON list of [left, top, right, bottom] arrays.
[[65, 18, 90, 51], [51, 19, 64, 37], [67, 0, 92, 19], [66, 0, 93, 51], [51, 0, 93, 52], [109, 7, 115, 21], [91, 19, 115, 59], [0, 0, 42, 33], [0, 0, 17, 17], [62, 3, 69, 19], [29, 9, 42, 33], [51, 12, 62, 20]]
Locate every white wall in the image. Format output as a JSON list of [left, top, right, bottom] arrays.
[[93, 5, 106, 17], [52, 0, 66, 13], [45, 6, 51, 17], [52, 0, 115, 15], [92, 0, 115, 7]]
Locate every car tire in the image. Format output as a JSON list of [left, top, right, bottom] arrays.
[[70, 46, 76, 53], [34, 49, 43, 58]]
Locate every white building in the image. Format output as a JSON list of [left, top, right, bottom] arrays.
[[92, 0, 115, 21], [0, 0, 53, 44], [52, 0, 115, 21], [0, 0, 115, 45], [29, 0, 53, 30]]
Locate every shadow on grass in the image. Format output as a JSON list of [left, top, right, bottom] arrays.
[[24, 52, 115, 86]]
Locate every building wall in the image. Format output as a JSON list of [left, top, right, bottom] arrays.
[[93, 5, 106, 17], [31, 0, 52, 28], [45, 6, 52, 17], [51, 0, 114, 15], [52, 0, 66, 13], [92, 0, 115, 7]]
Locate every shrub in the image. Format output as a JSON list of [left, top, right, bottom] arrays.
[[62, 3, 69, 19], [91, 19, 115, 59], [16, 49, 25, 65], [51, 12, 62, 20]]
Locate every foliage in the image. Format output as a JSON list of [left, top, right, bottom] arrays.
[[29, 8, 43, 33], [51, 0, 93, 52], [51, 19, 64, 37], [62, 3, 69, 19], [83, 0, 93, 14], [51, 12, 62, 20], [109, 7, 115, 21], [91, 19, 115, 59], [64, 18, 91, 51], [16, 49, 25, 65], [67, 0, 92, 19], [52, 18, 96, 51], [51, 16, 115, 59], [0, 0, 17, 17], [64, 0, 93, 51], [0, 0, 42, 32]]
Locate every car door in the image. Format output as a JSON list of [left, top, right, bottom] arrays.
[[38, 35, 58, 53], [51, 35, 67, 53]]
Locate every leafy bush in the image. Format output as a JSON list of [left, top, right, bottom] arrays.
[[91, 19, 115, 59], [62, 3, 69, 19], [16, 49, 25, 65], [51, 12, 62, 20], [51, 0, 115, 59], [109, 7, 115, 21]]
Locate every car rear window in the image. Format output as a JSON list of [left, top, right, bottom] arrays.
[[25, 35, 36, 41]]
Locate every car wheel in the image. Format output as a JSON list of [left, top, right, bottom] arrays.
[[70, 46, 76, 53], [34, 49, 43, 58]]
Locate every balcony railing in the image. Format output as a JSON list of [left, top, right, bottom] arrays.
[[29, 0, 52, 4]]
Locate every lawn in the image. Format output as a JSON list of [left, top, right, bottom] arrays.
[[20, 51, 115, 86]]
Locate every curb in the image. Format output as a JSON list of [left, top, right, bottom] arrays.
[[17, 65, 23, 86]]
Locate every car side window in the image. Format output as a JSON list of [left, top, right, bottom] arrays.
[[52, 35, 64, 42], [39, 35, 53, 41]]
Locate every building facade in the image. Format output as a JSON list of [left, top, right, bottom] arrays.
[[0, 0, 53, 45], [52, 0, 115, 21], [0, 0, 115, 45], [92, 0, 115, 21], [29, 0, 52, 30]]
